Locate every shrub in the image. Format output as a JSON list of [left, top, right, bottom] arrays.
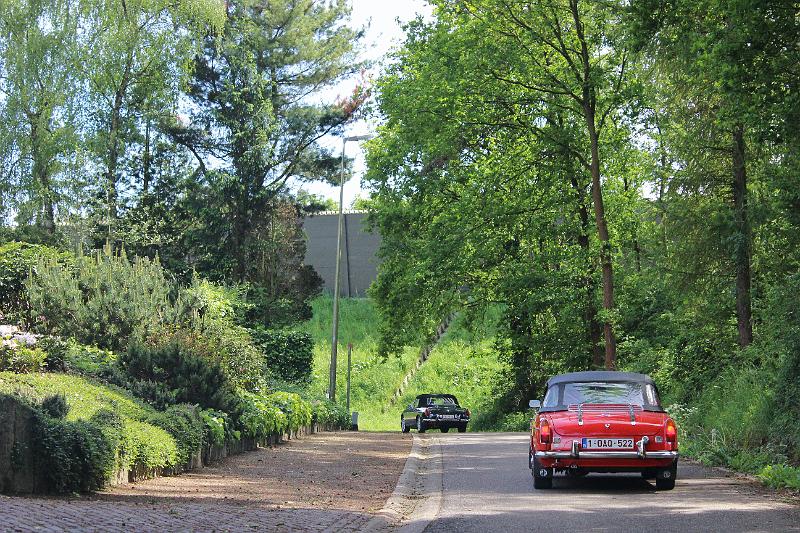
[[200, 409, 229, 446], [0, 373, 184, 492], [41, 393, 69, 419], [0, 345, 47, 373], [234, 391, 313, 439], [38, 336, 69, 371], [0, 241, 72, 320], [759, 464, 800, 490], [0, 326, 47, 372], [183, 324, 266, 391], [250, 329, 314, 384], [236, 390, 288, 439], [311, 399, 350, 428], [63, 339, 117, 376], [148, 405, 205, 466], [33, 412, 116, 493], [119, 339, 237, 413], [26, 246, 180, 352], [268, 391, 312, 431]]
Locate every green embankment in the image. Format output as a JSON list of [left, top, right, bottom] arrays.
[[0, 372, 180, 468], [303, 295, 506, 431]]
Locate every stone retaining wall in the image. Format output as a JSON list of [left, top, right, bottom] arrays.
[[0, 395, 340, 494]]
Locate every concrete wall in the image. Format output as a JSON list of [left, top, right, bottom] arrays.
[[303, 212, 381, 297]]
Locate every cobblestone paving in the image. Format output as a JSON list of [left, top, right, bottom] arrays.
[[0, 432, 411, 532], [0, 496, 370, 532]]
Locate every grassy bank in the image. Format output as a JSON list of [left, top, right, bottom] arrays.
[[302, 296, 506, 431]]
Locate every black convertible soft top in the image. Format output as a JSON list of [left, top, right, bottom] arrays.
[[546, 371, 656, 387], [416, 393, 460, 405]]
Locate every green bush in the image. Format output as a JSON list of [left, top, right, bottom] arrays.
[[200, 409, 230, 446], [759, 464, 800, 490], [765, 274, 800, 460], [0, 344, 47, 373], [63, 339, 117, 375], [0, 241, 72, 320], [234, 390, 313, 439], [148, 404, 205, 466], [37, 336, 69, 371], [268, 391, 312, 431], [251, 329, 314, 384], [187, 323, 266, 391], [119, 339, 236, 413], [236, 390, 288, 439], [41, 393, 69, 419], [34, 413, 116, 493], [26, 246, 180, 352], [311, 399, 350, 428], [0, 372, 183, 490]]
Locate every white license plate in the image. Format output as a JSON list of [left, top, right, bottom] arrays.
[[581, 438, 634, 449], [440, 415, 458, 419]]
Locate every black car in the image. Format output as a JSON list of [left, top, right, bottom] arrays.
[[401, 394, 470, 433]]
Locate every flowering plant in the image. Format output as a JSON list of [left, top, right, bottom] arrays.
[[0, 325, 46, 372]]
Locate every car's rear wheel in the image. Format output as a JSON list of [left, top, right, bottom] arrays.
[[655, 463, 677, 490], [532, 455, 553, 489], [457, 424, 467, 433], [440, 427, 449, 433], [417, 417, 427, 433], [401, 418, 410, 433]]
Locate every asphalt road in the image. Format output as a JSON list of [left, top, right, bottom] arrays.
[[420, 432, 800, 533]]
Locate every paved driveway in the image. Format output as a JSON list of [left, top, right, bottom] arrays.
[[421, 432, 800, 533]]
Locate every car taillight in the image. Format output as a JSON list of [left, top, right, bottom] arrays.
[[665, 418, 677, 443], [539, 418, 551, 444], [424, 408, 431, 417]]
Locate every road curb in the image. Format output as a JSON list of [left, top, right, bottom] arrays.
[[361, 434, 442, 532]]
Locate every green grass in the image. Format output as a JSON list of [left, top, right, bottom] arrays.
[[0, 371, 179, 469], [301, 295, 506, 431], [0, 372, 154, 422]]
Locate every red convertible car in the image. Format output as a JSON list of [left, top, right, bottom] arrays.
[[528, 371, 678, 490]]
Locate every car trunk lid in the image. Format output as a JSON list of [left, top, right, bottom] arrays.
[[549, 404, 665, 436]]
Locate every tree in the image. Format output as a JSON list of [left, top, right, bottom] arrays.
[[78, 0, 226, 238], [0, 0, 80, 234], [176, 0, 363, 281], [628, 0, 800, 348]]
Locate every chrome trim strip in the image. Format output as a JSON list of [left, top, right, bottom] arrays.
[[536, 450, 678, 460]]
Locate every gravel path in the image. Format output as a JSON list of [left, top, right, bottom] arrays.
[[0, 431, 412, 532]]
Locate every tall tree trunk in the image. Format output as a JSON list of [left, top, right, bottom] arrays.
[[105, 94, 123, 223], [573, 0, 617, 369], [571, 175, 603, 368], [231, 195, 250, 282], [732, 124, 753, 347], [105, 61, 132, 236], [29, 113, 56, 234], [587, 119, 617, 369], [143, 117, 151, 194]]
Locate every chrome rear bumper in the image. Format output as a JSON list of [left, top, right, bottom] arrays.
[[536, 450, 678, 460]]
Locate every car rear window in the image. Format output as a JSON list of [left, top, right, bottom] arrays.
[[423, 396, 459, 406], [543, 382, 661, 408]]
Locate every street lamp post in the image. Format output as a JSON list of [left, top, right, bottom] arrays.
[[329, 134, 371, 401]]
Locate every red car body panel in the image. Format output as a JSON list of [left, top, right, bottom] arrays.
[[528, 372, 679, 487], [531, 406, 677, 470]]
